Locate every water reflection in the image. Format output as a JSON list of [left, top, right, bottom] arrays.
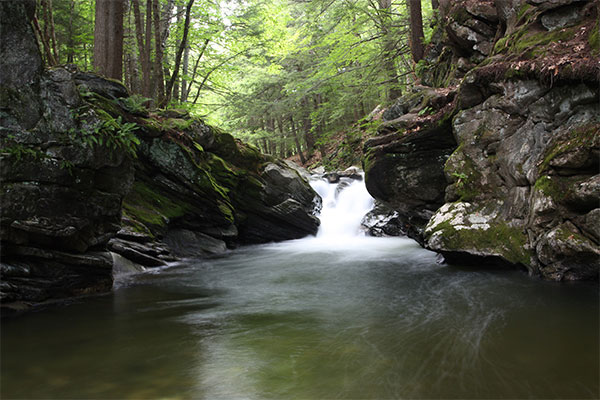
[[2, 238, 599, 399]]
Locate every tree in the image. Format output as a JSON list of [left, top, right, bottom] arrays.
[[93, 0, 124, 79], [408, 0, 425, 62], [164, 0, 194, 105]]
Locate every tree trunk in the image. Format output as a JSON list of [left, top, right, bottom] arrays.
[[93, 0, 110, 75], [290, 116, 306, 164], [276, 117, 286, 158], [67, 0, 75, 63], [132, 0, 151, 96], [181, 40, 190, 102], [164, 0, 195, 106], [431, 0, 439, 9], [184, 39, 209, 102], [46, 0, 59, 62], [408, 0, 425, 62], [173, 3, 182, 101], [32, 11, 56, 66], [152, 0, 164, 104], [377, 0, 401, 100]]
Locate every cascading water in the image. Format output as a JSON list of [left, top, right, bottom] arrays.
[[309, 173, 374, 238]]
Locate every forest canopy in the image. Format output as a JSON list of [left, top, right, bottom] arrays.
[[34, 0, 435, 162]]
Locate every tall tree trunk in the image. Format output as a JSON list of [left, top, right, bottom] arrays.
[[377, 0, 401, 100], [145, 0, 154, 96], [290, 116, 306, 164], [276, 117, 286, 158], [93, 0, 110, 75], [408, 0, 425, 62], [132, 0, 151, 96], [181, 39, 190, 102], [173, 3, 182, 101], [40, 0, 59, 63], [164, 0, 194, 106], [32, 11, 56, 66], [431, 0, 439, 9], [46, 0, 59, 62], [66, 0, 75, 63], [184, 39, 209, 102], [109, 0, 124, 80], [152, 0, 164, 104]]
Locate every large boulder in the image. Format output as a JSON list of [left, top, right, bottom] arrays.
[[363, 0, 599, 280], [1, 3, 135, 311]]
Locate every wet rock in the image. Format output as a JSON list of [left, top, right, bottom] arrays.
[[163, 229, 227, 257], [107, 239, 167, 267], [361, 202, 404, 237], [363, 118, 456, 242], [364, 0, 599, 280], [323, 172, 340, 183], [535, 222, 600, 280]]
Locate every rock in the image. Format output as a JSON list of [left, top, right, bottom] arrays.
[[239, 198, 320, 243], [361, 202, 404, 237], [163, 229, 227, 257], [111, 252, 146, 276], [0, 1, 136, 308], [540, 4, 583, 30], [363, 115, 456, 242], [465, 2, 499, 22], [535, 222, 600, 280], [527, 0, 585, 12], [323, 172, 340, 183], [0, 1, 42, 130], [108, 239, 167, 267], [72, 72, 129, 99], [364, 0, 600, 280]]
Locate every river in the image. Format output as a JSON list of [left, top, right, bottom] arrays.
[[1, 176, 598, 399]]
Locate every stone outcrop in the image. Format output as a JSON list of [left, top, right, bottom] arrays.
[[363, 0, 599, 280], [0, 1, 320, 312], [1, 2, 135, 310]]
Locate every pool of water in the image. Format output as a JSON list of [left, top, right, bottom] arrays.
[[1, 236, 598, 399]]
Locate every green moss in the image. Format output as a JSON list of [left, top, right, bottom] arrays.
[[431, 217, 531, 266], [121, 209, 155, 237], [514, 29, 574, 57], [516, 3, 534, 23], [165, 118, 193, 132], [122, 181, 192, 227], [534, 175, 563, 201], [444, 146, 484, 202], [139, 117, 164, 137], [539, 123, 599, 173]]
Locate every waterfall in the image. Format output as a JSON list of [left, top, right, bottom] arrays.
[[310, 173, 374, 238]]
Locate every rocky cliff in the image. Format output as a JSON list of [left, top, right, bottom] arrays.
[[0, 1, 319, 312], [364, 0, 599, 280]]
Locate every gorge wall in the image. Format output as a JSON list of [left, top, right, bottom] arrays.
[[0, 1, 319, 312], [364, 0, 599, 280]]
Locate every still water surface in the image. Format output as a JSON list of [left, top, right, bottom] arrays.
[[2, 176, 599, 399], [1, 236, 598, 399]]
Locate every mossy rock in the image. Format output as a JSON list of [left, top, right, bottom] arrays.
[[122, 180, 192, 229], [539, 123, 599, 174], [426, 202, 531, 266]]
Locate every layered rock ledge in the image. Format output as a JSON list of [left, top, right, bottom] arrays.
[[363, 0, 599, 280], [0, 1, 319, 313]]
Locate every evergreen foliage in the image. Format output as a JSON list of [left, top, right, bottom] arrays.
[[38, 0, 434, 162]]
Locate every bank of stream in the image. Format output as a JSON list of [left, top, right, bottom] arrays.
[[1, 177, 598, 399]]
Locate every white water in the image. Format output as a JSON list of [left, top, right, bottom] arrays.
[[310, 174, 375, 239]]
